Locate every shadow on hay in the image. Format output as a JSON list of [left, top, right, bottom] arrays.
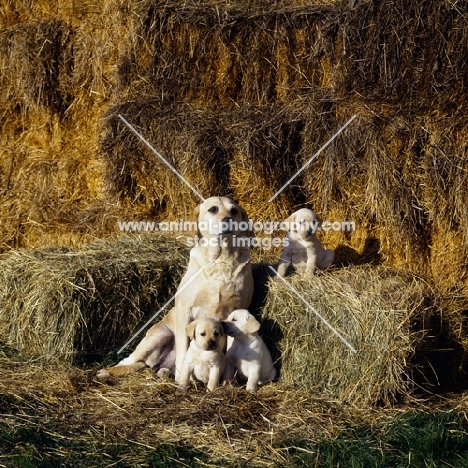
[[334, 237, 383, 268], [410, 311, 468, 395], [251, 263, 284, 376]]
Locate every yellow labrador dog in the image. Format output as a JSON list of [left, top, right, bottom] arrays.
[[178, 318, 226, 392], [97, 196, 254, 381], [222, 309, 276, 393], [277, 208, 334, 277]]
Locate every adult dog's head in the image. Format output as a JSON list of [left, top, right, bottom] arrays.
[[222, 309, 261, 337], [186, 318, 224, 351], [189, 196, 250, 239], [283, 208, 320, 242]]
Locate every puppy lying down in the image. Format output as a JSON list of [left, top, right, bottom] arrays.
[[277, 208, 334, 277], [222, 309, 276, 393], [178, 317, 226, 392]]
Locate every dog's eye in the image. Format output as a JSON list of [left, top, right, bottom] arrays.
[[200, 332, 206, 337], [214, 331, 219, 337], [230, 207, 238, 216], [208, 206, 218, 214]]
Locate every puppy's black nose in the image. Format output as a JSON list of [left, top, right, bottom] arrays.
[[208, 340, 217, 350]]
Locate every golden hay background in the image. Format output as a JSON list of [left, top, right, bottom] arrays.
[[1, 0, 468, 400], [1, 0, 468, 296]]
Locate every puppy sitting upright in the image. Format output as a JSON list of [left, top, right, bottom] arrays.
[[178, 318, 226, 392], [222, 309, 276, 393], [277, 208, 334, 277]]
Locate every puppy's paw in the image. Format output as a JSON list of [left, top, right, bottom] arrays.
[[96, 368, 111, 379], [156, 367, 172, 380], [176, 385, 188, 394], [246, 384, 258, 393]]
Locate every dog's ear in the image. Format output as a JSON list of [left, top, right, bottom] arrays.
[[186, 204, 201, 238], [218, 323, 224, 337], [314, 212, 322, 228], [238, 204, 249, 224], [244, 314, 261, 334], [237, 203, 253, 238], [282, 213, 297, 232], [186, 321, 197, 340]]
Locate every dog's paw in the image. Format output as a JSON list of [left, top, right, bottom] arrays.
[[156, 367, 172, 380], [246, 384, 258, 393], [96, 368, 111, 379], [116, 356, 134, 366]]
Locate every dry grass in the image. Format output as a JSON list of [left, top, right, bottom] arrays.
[[0, 343, 386, 467], [262, 266, 443, 407], [2, 343, 468, 467], [0, 233, 189, 360]]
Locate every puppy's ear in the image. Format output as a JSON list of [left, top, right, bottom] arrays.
[[314, 212, 322, 228], [283, 213, 297, 232], [245, 314, 261, 334], [283, 213, 296, 224], [186, 204, 201, 238], [186, 321, 197, 340]]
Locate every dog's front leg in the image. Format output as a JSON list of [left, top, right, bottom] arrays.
[[246, 365, 262, 393], [207, 365, 221, 392], [304, 248, 317, 276], [221, 360, 235, 384], [174, 323, 190, 382], [177, 360, 191, 392], [277, 251, 291, 277]]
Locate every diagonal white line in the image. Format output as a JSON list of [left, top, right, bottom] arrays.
[[118, 114, 206, 202], [268, 114, 357, 202], [118, 264, 209, 354], [268, 266, 357, 353]]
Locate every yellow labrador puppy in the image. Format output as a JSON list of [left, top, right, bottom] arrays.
[[277, 208, 334, 277], [178, 318, 226, 392], [97, 197, 254, 381], [222, 309, 276, 393]]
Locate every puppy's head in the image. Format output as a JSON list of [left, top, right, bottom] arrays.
[[186, 318, 224, 351], [283, 208, 320, 241], [188, 196, 249, 239], [222, 309, 260, 337]]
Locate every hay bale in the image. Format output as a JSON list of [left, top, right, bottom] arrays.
[[0, 234, 189, 360], [102, 100, 308, 221], [0, 3, 124, 249], [262, 266, 441, 406], [114, 0, 338, 104]]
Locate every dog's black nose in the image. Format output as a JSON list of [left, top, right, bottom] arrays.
[[208, 340, 217, 349], [220, 217, 235, 234]]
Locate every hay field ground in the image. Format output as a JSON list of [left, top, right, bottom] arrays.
[[2, 0, 468, 466]]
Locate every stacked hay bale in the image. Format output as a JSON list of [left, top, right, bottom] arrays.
[[262, 266, 452, 406], [1, 0, 468, 295], [0, 234, 189, 360], [0, 0, 124, 249], [99, 0, 468, 296]]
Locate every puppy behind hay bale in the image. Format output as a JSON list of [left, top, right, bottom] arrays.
[[0, 234, 189, 361], [262, 265, 443, 407]]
